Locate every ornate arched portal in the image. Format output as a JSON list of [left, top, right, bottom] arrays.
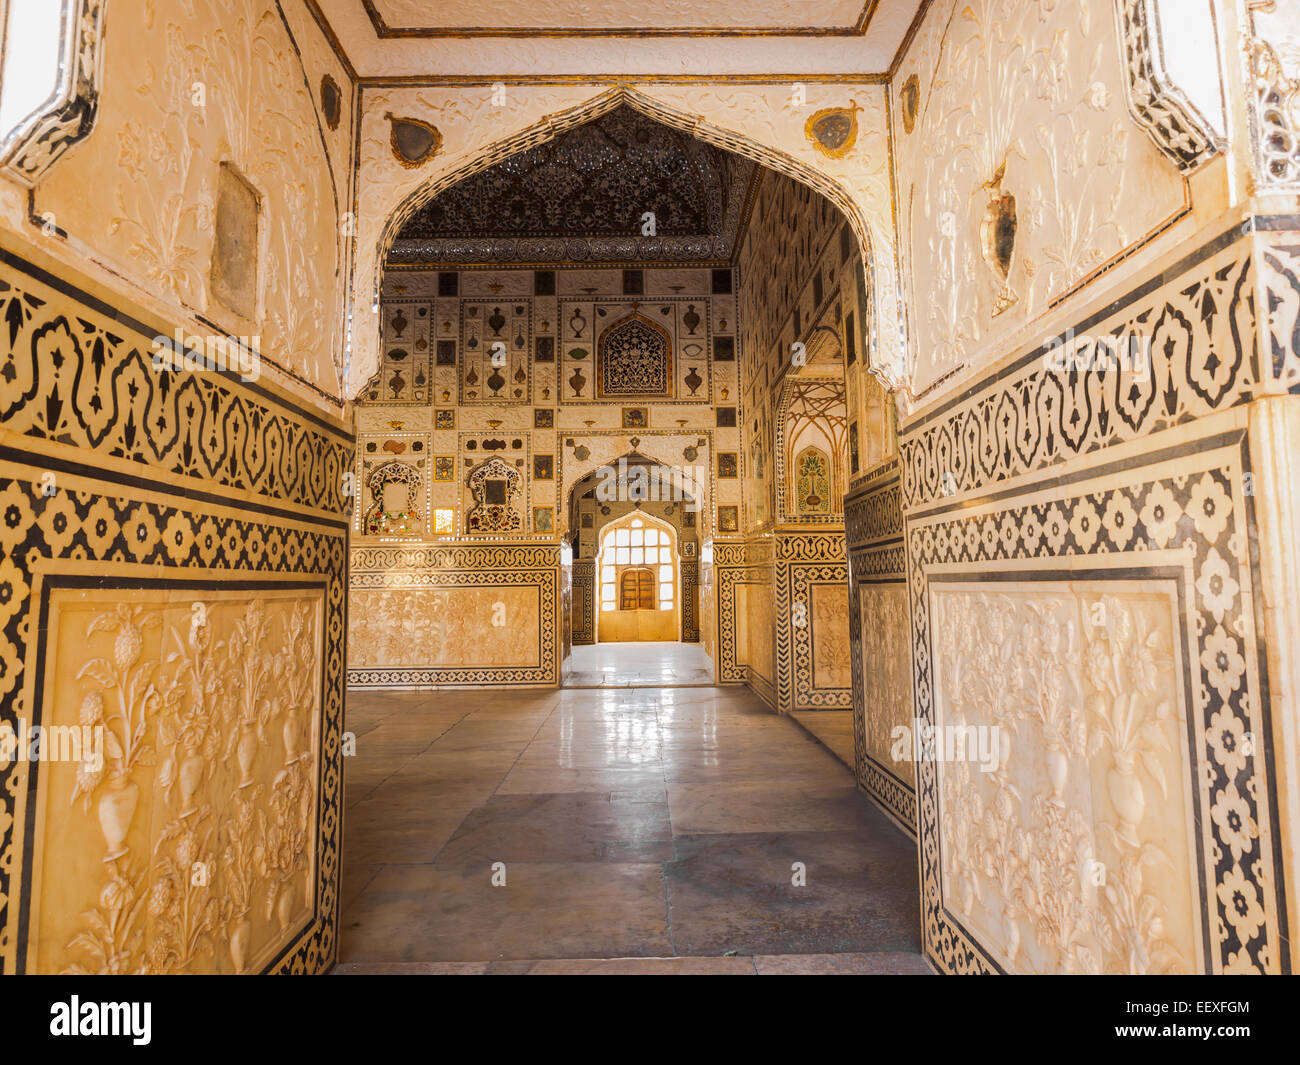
[[347, 85, 903, 403]]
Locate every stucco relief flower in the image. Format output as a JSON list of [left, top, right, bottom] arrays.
[[194, 517, 222, 566], [124, 505, 162, 562], [1139, 482, 1181, 548], [1206, 706, 1250, 780], [1211, 783, 1259, 865], [115, 126, 146, 184], [1195, 547, 1240, 622], [1201, 623, 1246, 699], [1187, 474, 1231, 545], [999, 513, 1020, 556], [39, 489, 80, 558], [83, 497, 117, 558], [1020, 510, 1044, 556], [1216, 865, 1265, 945], [162, 512, 195, 563], [980, 516, 999, 556], [0, 481, 36, 555], [1085, 81, 1112, 111]]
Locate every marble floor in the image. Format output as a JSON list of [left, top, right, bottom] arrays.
[[791, 710, 855, 770], [337, 682, 926, 974], [563, 640, 716, 687]]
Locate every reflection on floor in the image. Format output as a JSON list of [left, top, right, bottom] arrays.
[[564, 640, 715, 688], [791, 711, 855, 771], [337, 683, 927, 974]]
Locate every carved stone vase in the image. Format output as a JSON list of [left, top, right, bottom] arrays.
[[236, 722, 259, 788], [98, 778, 139, 859]]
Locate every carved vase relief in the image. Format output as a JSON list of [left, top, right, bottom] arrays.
[[859, 583, 914, 787], [931, 582, 1201, 974], [23, 589, 323, 975]]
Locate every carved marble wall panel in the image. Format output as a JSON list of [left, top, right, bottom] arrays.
[[809, 583, 852, 692], [21, 587, 323, 975], [908, 419, 1283, 974], [0, 242, 351, 975], [347, 543, 560, 688], [714, 539, 772, 689], [773, 532, 852, 712], [846, 457, 914, 833], [892, 0, 1196, 403], [28, 0, 353, 403], [902, 215, 1300, 974], [932, 580, 1202, 975]]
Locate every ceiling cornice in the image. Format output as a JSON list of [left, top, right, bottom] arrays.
[[303, 0, 934, 93], [358, 0, 880, 39]]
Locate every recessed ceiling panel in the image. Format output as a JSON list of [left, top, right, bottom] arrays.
[[366, 0, 875, 36]]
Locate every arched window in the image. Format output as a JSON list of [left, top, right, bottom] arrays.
[[598, 516, 675, 612]]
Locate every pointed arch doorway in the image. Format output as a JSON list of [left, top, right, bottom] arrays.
[[564, 455, 712, 687]]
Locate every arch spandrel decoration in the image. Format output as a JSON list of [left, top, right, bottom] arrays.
[[596, 311, 674, 397], [352, 85, 901, 402], [466, 456, 523, 534]]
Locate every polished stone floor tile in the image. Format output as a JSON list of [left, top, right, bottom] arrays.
[[435, 791, 674, 864], [752, 951, 933, 974], [662, 830, 921, 957], [340, 653, 922, 971], [340, 862, 674, 962], [790, 710, 856, 770]]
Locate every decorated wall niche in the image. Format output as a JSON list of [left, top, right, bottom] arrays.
[[596, 312, 674, 398], [352, 431, 431, 538], [466, 456, 523, 534], [776, 375, 849, 524], [363, 461, 425, 538]]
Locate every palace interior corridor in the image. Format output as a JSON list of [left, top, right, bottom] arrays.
[[338, 677, 925, 974], [2, 0, 1299, 982]]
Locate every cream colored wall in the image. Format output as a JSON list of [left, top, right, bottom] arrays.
[[0, 1, 355, 974], [888, 0, 1300, 974], [891, 0, 1221, 408], [0, 0, 356, 410]]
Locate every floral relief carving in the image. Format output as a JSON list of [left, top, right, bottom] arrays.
[[894, 0, 1188, 398], [933, 585, 1197, 974], [36, 0, 344, 397], [39, 592, 322, 975], [858, 583, 913, 786]]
